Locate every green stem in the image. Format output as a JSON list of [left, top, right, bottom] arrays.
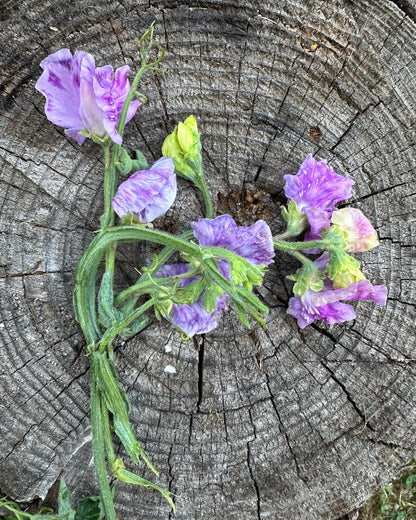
[[90, 357, 117, 520], [196, 170, 213, 219], [102, 145, 117, 230], [100, 394, 116, 465], [273, 238, 331, 252], [290, 250, 312, 264], [115, 275, 187, 307], [98, 299, 154, 352]]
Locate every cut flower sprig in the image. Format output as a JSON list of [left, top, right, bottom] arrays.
[[34, 21, 386, 520], [273, 155, 387, 328]]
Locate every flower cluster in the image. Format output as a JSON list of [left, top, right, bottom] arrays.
[[282, 155, 387, 328], [156, 215, 275, 337]]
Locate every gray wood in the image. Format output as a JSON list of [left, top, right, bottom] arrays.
[[1, 1, 416, 518]]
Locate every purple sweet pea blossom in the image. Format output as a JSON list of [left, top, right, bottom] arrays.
[[36, 49, 140, 145], [288, 253, 387, 328], [111, 157, 177, 223], [192, 215, 275, 266], [157, 215, 274, 337], [284, 154, 354, 239], [156, 264, 229, 337]]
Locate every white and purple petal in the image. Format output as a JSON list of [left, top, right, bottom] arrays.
[[330, 208, 379, 253], [284, 154, 354, 218], [112, 157, 177, 222], [155, 263, 229, 337], [93, 64, 141, 145], [192, 215, 275, 266], [36, 49, 86, 139], [37, 49, 141, 145]]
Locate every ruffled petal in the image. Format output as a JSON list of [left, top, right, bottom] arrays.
[[93, 64, 141, 144], [331, 208, 379, 252], [288, 294, 356, 328], [192, 215, 275, 266], [35, 49, 85, 135], [155, 263, 229, 337], [284, 154, 354, 218], [112, 157, 176, 222]]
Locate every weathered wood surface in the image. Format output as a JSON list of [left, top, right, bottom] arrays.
[[1, 1, 416, 518]]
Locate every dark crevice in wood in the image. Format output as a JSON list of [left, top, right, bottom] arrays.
[[321, 359, 375, 432], [389, 0, 416, 23], [195, 335, 205, 411]]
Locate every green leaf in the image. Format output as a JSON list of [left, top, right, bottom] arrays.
[[119, 313, 149, 337], [57, 480, 75, 520], [74, 497, 101, 520], [98, 271, 123, 329], [92, 351, 158, 475], [111, 462, 175, 513], [405, 474, 415, 488]]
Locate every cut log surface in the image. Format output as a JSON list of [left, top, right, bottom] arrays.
[[1, 1, 416, 519]]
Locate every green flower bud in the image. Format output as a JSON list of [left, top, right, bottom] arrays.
[[327, 246, 362, 288], [287, 262, 325, 295], [281, 199, 308, 237], [162, 114, 202, 179]]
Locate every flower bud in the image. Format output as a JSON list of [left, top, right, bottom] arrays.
[[332, 266, 366, 289], [330, 208, 379, 253], [162, 115, 202, 179]]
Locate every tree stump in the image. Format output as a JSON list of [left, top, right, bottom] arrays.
[[1, 1, 416, 519]]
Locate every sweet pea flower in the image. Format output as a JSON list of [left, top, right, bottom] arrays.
[[284, 154, 354, 239], [157, 215, 275, 337], [192, 215, 275, 267], [156, 264, 229, 337], [288, 253, 387, 328], [111, 157, 177, 223], [36, 49, 140, 145], [330, 208, 379, 253]]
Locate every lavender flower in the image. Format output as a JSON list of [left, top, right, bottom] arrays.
[[156, 264, 229, 337], [158, 215, 274, 337], [284, 154, 354, 239], [288, 254, 387, 328], [36, 49, 140, 145], [112, 157, 177, 223], [192, 215, 275, 267]]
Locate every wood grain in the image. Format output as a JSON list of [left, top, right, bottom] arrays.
[[1, 1, 416, 518]]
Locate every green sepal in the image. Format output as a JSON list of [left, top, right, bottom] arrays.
[[58, 479, 76, 520], [202, 281, 224, 313], [320, 224, 348, 248], [287, 262, 325, 295], [281, 199, 308, 237], [116, 148, 133, 175], [130, 150, 149, 172], [173, 277, 206, 305], [327, 246, 360, 280]]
